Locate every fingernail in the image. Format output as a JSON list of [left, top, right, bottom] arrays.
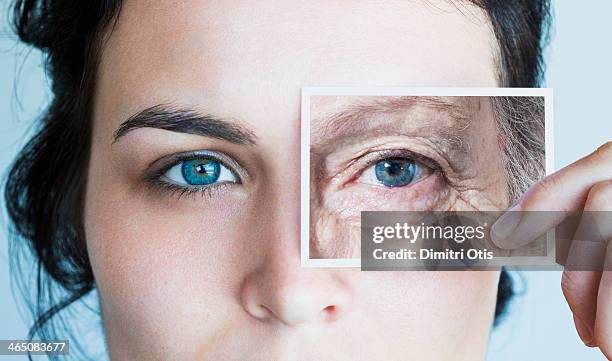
[[491, 205, 522, 248], [574, 315, 595, 347]]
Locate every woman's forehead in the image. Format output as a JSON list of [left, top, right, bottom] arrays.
[[94, 0, 498, 140]]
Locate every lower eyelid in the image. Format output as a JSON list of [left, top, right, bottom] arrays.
[[324, 174, 446, 215], [155, 181, 236, 201]]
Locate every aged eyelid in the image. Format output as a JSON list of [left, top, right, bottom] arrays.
[[323, 140, 451, 178], [321, 148, 439, 190], [313, 129, 471, 188]]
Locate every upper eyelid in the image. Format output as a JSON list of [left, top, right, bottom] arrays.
[[361, 150, 441, 170]]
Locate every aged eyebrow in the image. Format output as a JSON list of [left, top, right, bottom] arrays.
[[311, 96, 478, 151], [313, 96, 474, 143], [311, 96, 481, 174], [113, 104, 257, 145]]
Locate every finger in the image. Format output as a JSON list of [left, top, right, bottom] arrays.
[[563, 212, 612, 348], [565, 208, 612, 272], [491, 142, 612, 249], [563, 241, 605, 348], [592, 181, 612, 357], [564, 271, 601, 347], [595, 255, 612, 359], [561, 181, 612, 348]]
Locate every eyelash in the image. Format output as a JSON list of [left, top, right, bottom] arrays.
[[148, 180, 233, 200], [145, 151, 242, 199]]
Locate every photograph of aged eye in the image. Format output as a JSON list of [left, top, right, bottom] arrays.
[[302, 89, 552, 264]]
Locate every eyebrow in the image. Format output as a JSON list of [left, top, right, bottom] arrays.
[[113, 104, 257, 145], [313, 96, 474, 141], [311, 96, 477, 149]]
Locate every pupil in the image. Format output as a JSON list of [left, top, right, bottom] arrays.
[[374, 158, 416, 187], [195, 163, 214, 174], [385, 162, 402, 175]]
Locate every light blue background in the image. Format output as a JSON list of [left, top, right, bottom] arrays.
[[1, 1, 611, 360]]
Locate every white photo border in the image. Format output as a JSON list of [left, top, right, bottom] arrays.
[[301, 87, 555, 268]]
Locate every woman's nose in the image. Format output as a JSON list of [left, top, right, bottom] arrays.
[[240, 255, 353, 326], [238, 142, 353, 327]]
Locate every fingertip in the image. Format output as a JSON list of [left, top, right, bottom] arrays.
[[490, 206, 522, 249], [574, 314, 597, 347]]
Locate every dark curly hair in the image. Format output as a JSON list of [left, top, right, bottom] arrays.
[[4, 0, 550, 359]]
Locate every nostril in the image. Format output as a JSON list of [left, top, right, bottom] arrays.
[[321, 305, 338, 322], [241, 283, 276, 322], [250, 304, 274, 321], [241, 265, 353, 326]]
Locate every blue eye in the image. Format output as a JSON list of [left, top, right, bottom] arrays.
[[181, 159, 220, 185], [359, 158, 429, 187], [374, 158, 415, 187], [163, 157, 237, 186]]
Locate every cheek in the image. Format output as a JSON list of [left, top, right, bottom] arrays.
[[326, 174, 452, 216], [356, 271, 499, 346], [310, 175, 454, 257], [83, 176, 258, 347], [311, 207, 361, 258]]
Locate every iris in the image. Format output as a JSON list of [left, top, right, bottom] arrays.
[[181, 159, 221, 185], [374, 158, 416, 187]]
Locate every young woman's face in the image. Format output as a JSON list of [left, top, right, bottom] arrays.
[[85, 1, 507, 360]]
